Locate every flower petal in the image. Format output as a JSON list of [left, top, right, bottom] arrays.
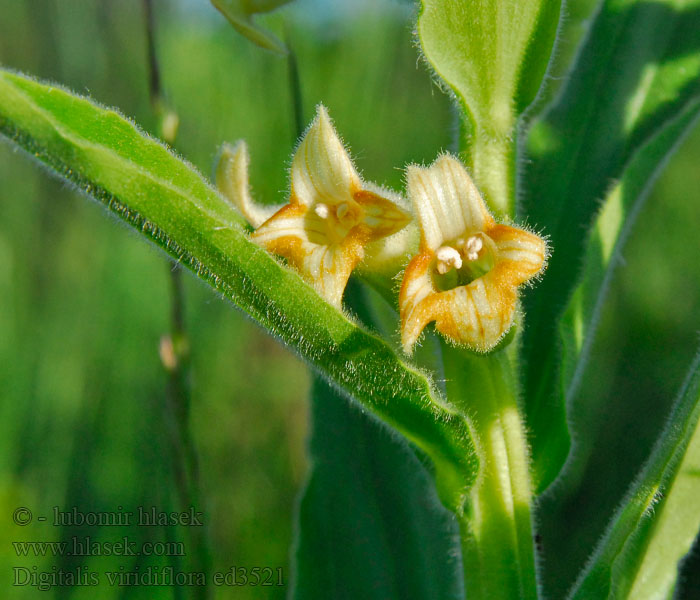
[[434, 275, 517, 352], [407, 154, 494, 250], [291, 105, 361, 206], [489, 224, 547, 286], [354, 188, 412, 240], [399, 251, 518, 354], [252, 204, 362, 307], [399, 252, 439, 352], [252, 203, 327, 247], [302, 239, 363, 308], [216, 140, 283, 228]]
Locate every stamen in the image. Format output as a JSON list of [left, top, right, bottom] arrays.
[[435, 246, 463, 275], [336, 202, 356, 227], [463, 235, 483, 261], [314, 203, 330, 219]]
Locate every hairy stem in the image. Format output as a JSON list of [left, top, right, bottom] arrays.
[[468, 124, 517, 220], [442, 343, 537, 599]]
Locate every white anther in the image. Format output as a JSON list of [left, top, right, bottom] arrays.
[[436, 246, 463, 275], [314, 203, 330, 219], [464, 235, 483, 261]]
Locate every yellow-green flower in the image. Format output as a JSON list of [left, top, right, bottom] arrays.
[[217, 106, 411, 308], [400, 154, 547, 353]]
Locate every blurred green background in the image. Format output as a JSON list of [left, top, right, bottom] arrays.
[[0, 0, 698, 598]]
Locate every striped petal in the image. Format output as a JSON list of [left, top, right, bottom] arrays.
[[407, 154, 493, 250], [354, 187, 412, 241], [252, 203, 329, 248], [252, 204, 363, 308], [433, 274, 517, 352], [399, 252, 519, 354], [300, 238, 363, 308], [399, 251, 439, 352], [490, 225, 547, 286], [291, 105, 361, 207], [216, 140, 282, 228]]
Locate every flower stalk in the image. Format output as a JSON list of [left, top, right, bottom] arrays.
[[442, 343, 537, 599], [469, 121, 518, 220]]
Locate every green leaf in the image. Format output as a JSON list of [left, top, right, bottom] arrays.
[[560, 101, 700, 436], [292, 377, 463, 600], [519, 0, 700, 491], [568, 349, 700, 599], [417, 0, 561, 216], [0, 69, 477, 513]]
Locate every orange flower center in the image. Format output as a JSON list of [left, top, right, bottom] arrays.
[[313, 200, 364, 243]]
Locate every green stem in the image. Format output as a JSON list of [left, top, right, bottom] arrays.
[[468, 124, 517, 220], [441, 342, 537, 599]]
